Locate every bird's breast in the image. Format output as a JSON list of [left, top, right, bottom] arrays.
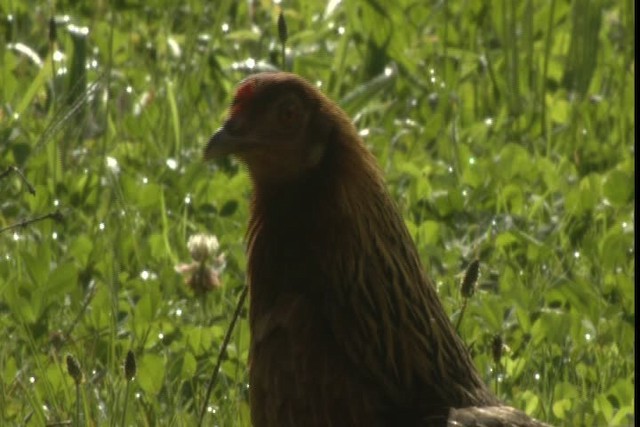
[[248, 290, 388, 427]]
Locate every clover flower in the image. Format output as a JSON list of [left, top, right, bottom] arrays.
[[175, 234, 226, 294]]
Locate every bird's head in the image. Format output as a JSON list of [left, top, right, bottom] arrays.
[[204, 72, 356, 187]]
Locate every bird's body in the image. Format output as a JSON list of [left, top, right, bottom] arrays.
[[204, 72, 550, 427]]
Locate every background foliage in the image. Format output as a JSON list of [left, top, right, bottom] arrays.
[[0, 0, 634, 425]]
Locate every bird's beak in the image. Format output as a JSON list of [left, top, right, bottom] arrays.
[[203, 126, 238, 161]]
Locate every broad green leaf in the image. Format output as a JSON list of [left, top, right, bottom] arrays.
[[138, 353, 166, 395]]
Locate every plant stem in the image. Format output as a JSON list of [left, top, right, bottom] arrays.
[[198, 285, 249, 427], [121, 380, 131, 427]]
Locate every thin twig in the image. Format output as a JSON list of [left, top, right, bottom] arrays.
[[0, 165, 36, 195], [0, 210, 64, 234], [63, 281, 98, 339], [198, 285, 249, 427]]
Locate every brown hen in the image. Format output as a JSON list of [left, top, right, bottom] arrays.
[[204, 72, 551, 427]]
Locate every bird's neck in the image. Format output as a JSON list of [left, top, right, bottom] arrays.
[[249, 140, 382, 231], [246, 141, 379, 303]]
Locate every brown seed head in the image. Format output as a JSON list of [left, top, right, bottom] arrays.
[[49, 17, 57, 44], [491, 334, 503, 364], [124, 350, 137, 381], [66, 354, 84, 385], [460, 259, 480, 298], [278, 11, 288, 45]]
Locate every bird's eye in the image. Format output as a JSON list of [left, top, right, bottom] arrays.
[[277, 100, 301, 127]]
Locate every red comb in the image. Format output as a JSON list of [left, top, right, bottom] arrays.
[[230, 80, 256, 117]]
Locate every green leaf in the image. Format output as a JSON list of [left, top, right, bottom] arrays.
[[46, 263, 78, 296], [531, 311, 570, 346], [593, 393, 614, 423], [565, 173, 603, 214], [603, 169, 633, 206], [22, 250, 48, 287], [552, 398, 572, 420], [138, 353, 165, 395], [548, 95, 569, 124], [69, 235, 94, 267], [606, 378, 634, 408], [181, 351, 197, 379], [503, 357, 526, 380], [554, 381, 580, 399], [137, 183, 162, 209], [416, 220, 441, 246], [495, 232, 518, 249], [340, 70, 395, 116], [135, 293, 154, 322], [518, 390, 540, 415], [609, 406, 635, 426], [599, 227, 633, 271]]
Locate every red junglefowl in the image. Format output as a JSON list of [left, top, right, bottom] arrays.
[[204, 72, 552, 427]]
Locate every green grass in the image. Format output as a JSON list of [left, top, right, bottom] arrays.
[[0, 0, 634, 426]]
